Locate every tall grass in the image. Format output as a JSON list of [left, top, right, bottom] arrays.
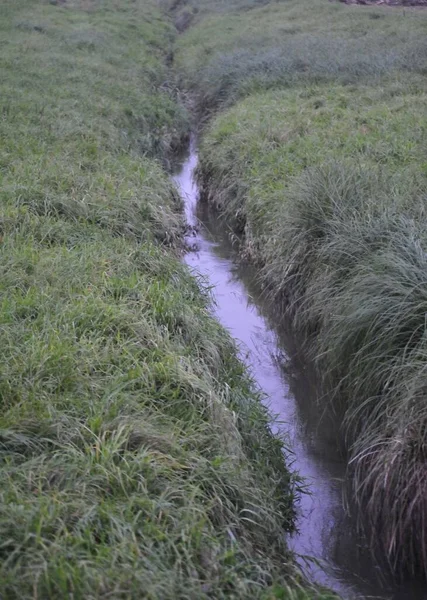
[[0, 0, 335, 597], [263, 165, 427, 575], [0, 224, 301, 597], [197, 77, 427, 574]]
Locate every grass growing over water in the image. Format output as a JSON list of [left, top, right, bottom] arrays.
[[0, 0, 336, 597], [178, 0, 427, 578]]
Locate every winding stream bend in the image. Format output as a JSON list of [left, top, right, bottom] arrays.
[[173, 142, 427, 600]]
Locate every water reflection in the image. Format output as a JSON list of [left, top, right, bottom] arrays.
[[173, 147, 427, 600]]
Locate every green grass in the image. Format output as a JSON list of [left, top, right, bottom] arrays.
[[161, 0, 277, 32], [182, 0, 427, 578], [197, 79, 427, 243], [0, 0, 338, 597], [176, 0, 427, 115], [1, 0, 189, 164]]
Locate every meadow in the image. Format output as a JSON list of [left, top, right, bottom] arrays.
[[176, 0, 427, 577], [0, 0, 337, 597]]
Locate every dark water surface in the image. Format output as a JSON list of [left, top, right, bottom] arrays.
[[173, 144, 427, 600]]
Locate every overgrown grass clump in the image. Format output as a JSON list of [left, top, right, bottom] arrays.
[[196, 74, 427, 573], [0, 0, 334, 597]]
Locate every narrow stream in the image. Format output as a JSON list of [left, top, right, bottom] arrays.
[[173, 143, 427, 600]]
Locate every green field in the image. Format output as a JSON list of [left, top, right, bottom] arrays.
[[0, 1, 339, 597], [3, 0, 427, 594], [176, 0, 427, 577]]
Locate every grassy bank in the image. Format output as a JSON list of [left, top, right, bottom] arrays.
[[0, 1, 335, 597], [176, 0, 427, 117], [176, 0, 427, 578]]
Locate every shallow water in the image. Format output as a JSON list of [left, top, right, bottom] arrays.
[[173, 144, 427, 600]]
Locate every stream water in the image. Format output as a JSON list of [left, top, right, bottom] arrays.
[[173, 144, 427, 600]]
